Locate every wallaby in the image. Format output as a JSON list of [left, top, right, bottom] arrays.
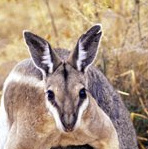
[[0, 25, 138, 149]]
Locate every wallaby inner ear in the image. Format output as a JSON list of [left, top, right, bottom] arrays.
[[23, 31, 61, 77], [68, 24, 102, 72]]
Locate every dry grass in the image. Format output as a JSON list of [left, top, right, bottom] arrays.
[[0, 0, 148, 148]]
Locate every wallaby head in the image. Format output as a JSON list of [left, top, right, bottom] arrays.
[[23, 25, 102, 133]]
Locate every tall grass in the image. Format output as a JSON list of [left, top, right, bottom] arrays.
[[0, 0, 148, 148]]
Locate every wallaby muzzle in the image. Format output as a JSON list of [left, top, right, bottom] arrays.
[[60, 113, 77, 132]]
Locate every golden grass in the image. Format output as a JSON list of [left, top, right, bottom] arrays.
[[0, 0, 148, 148]]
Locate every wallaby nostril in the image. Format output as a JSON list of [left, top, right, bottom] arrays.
[[65, 128, 73, 132], [65, 124, 74, 132]]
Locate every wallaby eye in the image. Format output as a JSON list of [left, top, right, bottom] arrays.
[[47, 90, 55, 100], [79, 88, 87, 99]]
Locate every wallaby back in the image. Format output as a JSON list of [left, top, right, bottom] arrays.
[[87, 67, 138, 149]]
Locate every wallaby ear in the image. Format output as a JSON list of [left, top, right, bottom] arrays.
[[68, 24, 102, 72], [23, 31, 61, 76]]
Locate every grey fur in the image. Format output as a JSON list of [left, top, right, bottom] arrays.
[[24, 32, 61, 75], [86, 67, 138, 149], [68, 25, 102, 72]]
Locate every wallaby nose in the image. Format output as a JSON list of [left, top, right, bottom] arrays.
[[65, 124, 74, 132], [61, 113, 76, 132]]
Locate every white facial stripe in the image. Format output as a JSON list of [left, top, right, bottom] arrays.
[[0, 95, 9, 149], [3, 71, 44, 92], [77, 40, 87, 71], [41, 44, 53, 73], [45, 99, 64, 132], [75, 98, 89, 129]]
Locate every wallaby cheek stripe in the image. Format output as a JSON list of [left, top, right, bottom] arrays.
[[75, 98, 89, 129], [45, 98, 64, 132]]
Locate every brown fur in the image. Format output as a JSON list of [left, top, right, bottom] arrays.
[[4, 76, 119, 149]]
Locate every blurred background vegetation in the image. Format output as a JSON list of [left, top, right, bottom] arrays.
[[0, 0, 148, 148]]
